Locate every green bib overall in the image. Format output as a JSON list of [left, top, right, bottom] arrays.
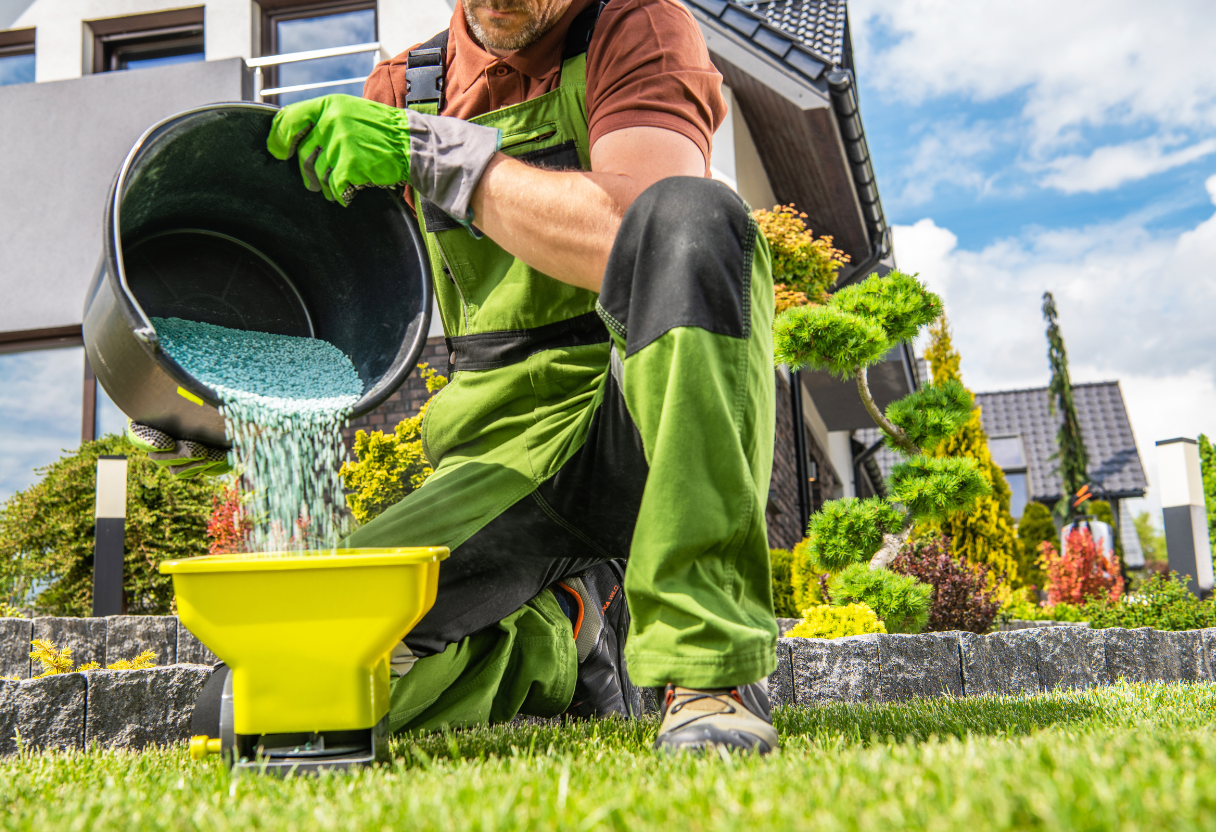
[[347, 20, 780, 732], [393, 49, 611, 552]]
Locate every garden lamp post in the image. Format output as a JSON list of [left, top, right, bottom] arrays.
[[92, 455, 128, 616]]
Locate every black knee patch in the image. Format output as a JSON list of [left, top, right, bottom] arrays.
[[597, 177, 755, 357]]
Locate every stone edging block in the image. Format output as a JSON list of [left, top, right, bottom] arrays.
[[31, 618, 107, 670], [106, 616, 178, 667], [0, 619, 32, 679], [0, 672, 87, 755], [176, 620, 218, 667], [85, 665, 213, 751]]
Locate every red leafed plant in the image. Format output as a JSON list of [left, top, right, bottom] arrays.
[[206, 487, 250, 555], [1040, 526, 1124, 606], [890, 535, 1001, 633]]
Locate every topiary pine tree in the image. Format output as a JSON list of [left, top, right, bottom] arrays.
[[1042, 292, 1089, 521], [917, 315, 1020, 588], [774, 270, 990, 630]]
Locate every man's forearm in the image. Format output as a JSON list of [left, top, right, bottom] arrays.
[[469, 154, 631, 293], [467, 125, 709, 293]]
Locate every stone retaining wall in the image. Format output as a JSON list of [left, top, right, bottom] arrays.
[[762, 626, 1216, 708], [4, 622, 1214, 754], [0, 665, 212, 755], [0, 616, 215, 679]]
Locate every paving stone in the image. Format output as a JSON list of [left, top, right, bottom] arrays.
[[1104, 628, 1178, 683], [30, 617, 106, 670], [1169, 630, 1210, 683], [85, 665, 212, 751], [791, 634, 880, 704], [776, 618, 800, 637], [1023, 625, 1102, 692], [0, 679, 18, 756], [768, 640, 794, 707], [960, 630, 1040, 696], [10, 672, 86, 752], [1200, 629, 1216, 682], [176, 621, 218, 668], [105, 616, 177, 667], [876, 632, 963, 701], [0, 618, 32, 679], [1078, 628, 1112, 687]]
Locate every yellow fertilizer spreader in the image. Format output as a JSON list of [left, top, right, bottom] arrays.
[[161, 547, 448, 773]]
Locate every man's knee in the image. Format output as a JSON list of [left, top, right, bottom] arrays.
[[598, 177, 756, 356]]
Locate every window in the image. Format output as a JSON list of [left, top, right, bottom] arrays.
[[0, 349, 85, 501], [89, 8, 204, 74], [261, 1, 376, 105], [0, 29, 35, 87], [989, 434, 1029, 519]]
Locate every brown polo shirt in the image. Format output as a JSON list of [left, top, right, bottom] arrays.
[[363, 0, 726, 164]]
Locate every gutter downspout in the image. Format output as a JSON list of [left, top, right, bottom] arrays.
[[789, 369, 811, 536], [826, 69, 892, 289]]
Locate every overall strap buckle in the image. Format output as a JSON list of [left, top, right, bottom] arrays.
[[406, 34, 449, 108]]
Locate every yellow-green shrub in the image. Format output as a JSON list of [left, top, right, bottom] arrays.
[[341, 365, 447, 525], [789, 537, 827, 611], [786, 603, 887, 639], [769, 548, 799, 618]]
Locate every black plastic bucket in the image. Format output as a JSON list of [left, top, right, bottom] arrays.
[[83, 102, 432, 449]]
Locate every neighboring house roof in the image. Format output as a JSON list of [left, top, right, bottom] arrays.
[[976, 382, 1147, 502], [855, 381, 1148, 504], [682, 0, 890, 278]]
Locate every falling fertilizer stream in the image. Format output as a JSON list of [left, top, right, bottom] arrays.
[[153, 317, 362, 552]]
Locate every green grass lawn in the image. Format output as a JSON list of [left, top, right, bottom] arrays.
[[4, 682, 1216, 830]]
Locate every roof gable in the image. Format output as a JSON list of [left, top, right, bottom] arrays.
[[976, 381, 1148, 502]]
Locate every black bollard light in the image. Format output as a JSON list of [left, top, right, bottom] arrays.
[[92, 455, 128, 616]]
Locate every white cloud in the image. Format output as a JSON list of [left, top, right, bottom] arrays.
[[893, 119, 999, 205], [851, 0, 1216, 144], [895, 180, 1216, 512], [850, 0, 1216, 193], [1040, 137, 1216, 194]]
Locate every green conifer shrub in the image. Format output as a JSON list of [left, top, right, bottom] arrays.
[[828, 564, 932, 634], [918, 316, 1020, 588], [1015, 502, 1057, 591], [0, 435, 220, 616]]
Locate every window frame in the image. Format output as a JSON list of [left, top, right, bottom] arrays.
[[88, 8, 205, 75], [0, 28, 36, 86], [258, 0, 376, 96]]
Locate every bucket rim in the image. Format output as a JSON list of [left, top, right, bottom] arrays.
[[160, 546, 450, 574]]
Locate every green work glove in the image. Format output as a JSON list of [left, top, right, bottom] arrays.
[[126, 422, 231, 478], [266, 94, 502, 225]]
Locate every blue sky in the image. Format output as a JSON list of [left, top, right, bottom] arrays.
[[848, 0, 1216, 520]]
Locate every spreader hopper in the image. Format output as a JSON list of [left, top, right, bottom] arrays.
[[161, 547, 448, 773]]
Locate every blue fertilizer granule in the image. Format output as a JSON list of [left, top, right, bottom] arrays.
[[153, 317, 362, 552]]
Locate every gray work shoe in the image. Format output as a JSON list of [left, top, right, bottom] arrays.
[[654, 682, 779, 755], [557, 560, 640, 719]]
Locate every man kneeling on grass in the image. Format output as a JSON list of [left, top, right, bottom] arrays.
[[138, 0, 780, 754]]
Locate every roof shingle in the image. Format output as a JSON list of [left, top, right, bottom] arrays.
[[855, 381, 1148, 503]]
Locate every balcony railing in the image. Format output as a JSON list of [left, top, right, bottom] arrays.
[[247, 41, 380, 101]]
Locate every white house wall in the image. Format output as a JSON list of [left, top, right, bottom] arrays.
[[5, 0, 451, 83], [712, 85, 777, 213]]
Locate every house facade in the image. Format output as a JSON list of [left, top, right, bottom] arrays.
[[0, 0, 904, 548]]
